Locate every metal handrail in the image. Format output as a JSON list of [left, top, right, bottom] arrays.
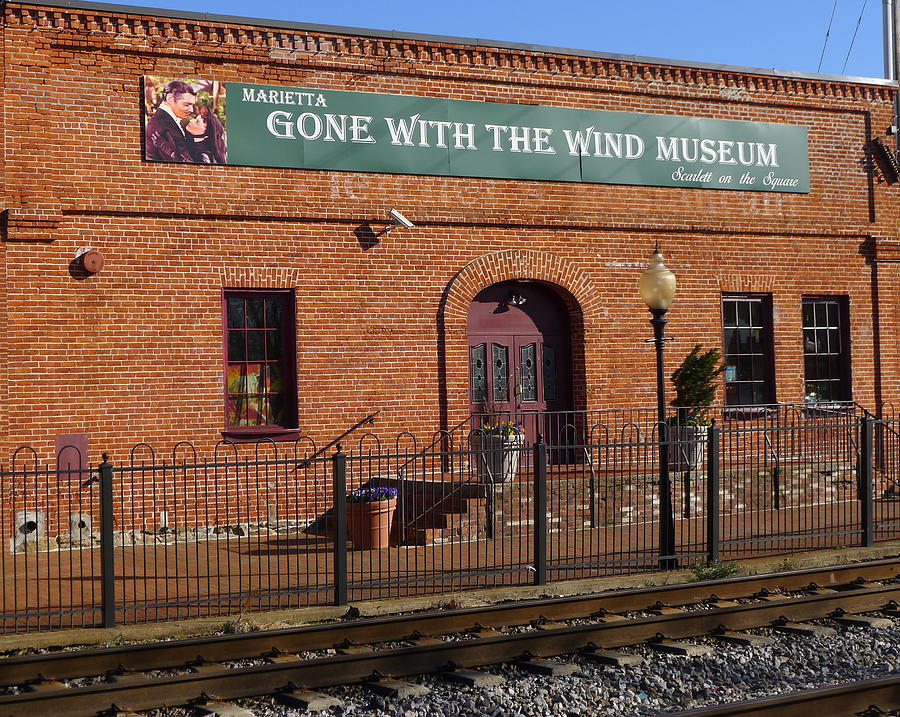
[[394, 415, 486, 540], [867, 411, 900, 490], [395, 414, 475, 480], [296, 410, 380, 468], [854, 401, 877, 419]]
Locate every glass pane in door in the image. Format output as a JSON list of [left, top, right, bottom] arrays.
[[492, 344, 509, 402], [520, 343, 537, 401], [470, 344, 487, 403], [543, 346, 557, 402]]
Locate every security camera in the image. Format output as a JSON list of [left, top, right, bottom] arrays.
[[389, 208, 415, 229]]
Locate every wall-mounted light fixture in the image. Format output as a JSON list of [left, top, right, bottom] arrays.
[[509, 293, 527, 307]]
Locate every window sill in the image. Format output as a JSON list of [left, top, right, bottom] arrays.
[[722, 402, 854, 421], [800, 402, 854, 417], [221, 427, 301, 443]]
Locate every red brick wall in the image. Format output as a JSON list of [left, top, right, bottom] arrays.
[[0, 2, 898, 464]]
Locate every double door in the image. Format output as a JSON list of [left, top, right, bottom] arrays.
[[469, 333, 567, 445]]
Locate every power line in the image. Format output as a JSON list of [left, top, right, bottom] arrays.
[[818, 0, 840, 72], [842, 0, 869, 73]]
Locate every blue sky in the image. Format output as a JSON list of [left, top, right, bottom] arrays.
[[128, 0, 891, 79]]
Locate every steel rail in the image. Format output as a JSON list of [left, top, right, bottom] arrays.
[[0, 558, 898, 686], [668, 674, 900, 716], [1, 583, 900, 717]]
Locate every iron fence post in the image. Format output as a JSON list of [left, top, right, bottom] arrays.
[[533, 436, 547, 586], [706, 423, 720, 564], [99, 454, 116, 629], [861, 417, 874, 547], [333, 446, 348, 606]]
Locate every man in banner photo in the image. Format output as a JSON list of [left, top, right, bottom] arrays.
[[143, 77, 227, 164]]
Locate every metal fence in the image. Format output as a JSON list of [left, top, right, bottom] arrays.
[[1, 406, 898, 633]]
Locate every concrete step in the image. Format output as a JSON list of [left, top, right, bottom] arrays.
[[402, 524, 484, 545]]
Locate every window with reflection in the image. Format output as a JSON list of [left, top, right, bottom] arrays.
[[722, 294, 775, 406], [224, 290, 297, 433], [802, 296, 850, 402]]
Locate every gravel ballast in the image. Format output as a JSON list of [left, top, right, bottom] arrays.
[[173, 617, 900, 716]]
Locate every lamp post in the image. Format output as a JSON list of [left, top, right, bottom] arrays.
[[639, 247, 677, 570]]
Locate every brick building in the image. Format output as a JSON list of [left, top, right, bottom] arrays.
[[1, 0, 898, 463]]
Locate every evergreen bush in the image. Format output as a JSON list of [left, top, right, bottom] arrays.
[[670, 344, 727, 425]]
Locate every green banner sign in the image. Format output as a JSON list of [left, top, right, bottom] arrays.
[[143, 77, 810, 193]]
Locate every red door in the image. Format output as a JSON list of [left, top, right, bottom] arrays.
[[468, 281, 572, 445]]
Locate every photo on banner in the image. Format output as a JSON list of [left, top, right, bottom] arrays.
[[143, 76, 228, 164]]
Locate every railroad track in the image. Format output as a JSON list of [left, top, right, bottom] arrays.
[[671, 674, 900, 716], [3, 558, 900, 716]]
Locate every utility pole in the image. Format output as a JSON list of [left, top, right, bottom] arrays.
[[887, 0, 897, 80], [888, 0, 900, 150]]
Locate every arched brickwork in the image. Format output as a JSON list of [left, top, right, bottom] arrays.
[[438, 250, 602, 431]]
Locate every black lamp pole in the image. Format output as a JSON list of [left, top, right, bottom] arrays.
[[640, 246, 677, 572], [650, 307, 676, 570]]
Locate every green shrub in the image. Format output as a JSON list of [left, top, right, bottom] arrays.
[[775, 558, 798, 572], [689, 560, 742, 581], [671, 344, 727, 425]]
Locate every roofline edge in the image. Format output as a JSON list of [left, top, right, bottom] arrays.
[[5, 0, 898, 89]]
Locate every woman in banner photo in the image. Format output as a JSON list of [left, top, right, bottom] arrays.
[[143, 76, 227, 164]]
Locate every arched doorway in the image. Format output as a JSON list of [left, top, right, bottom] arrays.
[[467, 280, 573, 444]]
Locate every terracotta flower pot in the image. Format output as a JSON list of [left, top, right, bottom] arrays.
[[347, 498, 397, 550]]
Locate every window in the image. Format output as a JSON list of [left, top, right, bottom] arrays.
[[802, 296, 850, 402], [722, 294, 775, 406], [223, 290, 297, 437]]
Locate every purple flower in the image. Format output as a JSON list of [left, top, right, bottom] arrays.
[[348, 485, 399, 503]]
